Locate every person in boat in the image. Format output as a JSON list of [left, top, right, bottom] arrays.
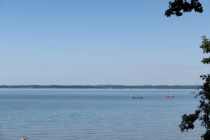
[[165, 95, 175, 98], [131, 96, 143, 99]]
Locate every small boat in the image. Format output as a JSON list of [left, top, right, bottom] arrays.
[[131, 96, 143, 99], [165, 95, 175, 99]]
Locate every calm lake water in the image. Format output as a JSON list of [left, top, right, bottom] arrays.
[[0, 89, 204, 140]]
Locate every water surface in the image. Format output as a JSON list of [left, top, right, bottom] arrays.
[[0, 89, 203, 140]]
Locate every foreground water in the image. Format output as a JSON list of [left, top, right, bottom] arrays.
[[0, 89, 203, 140]]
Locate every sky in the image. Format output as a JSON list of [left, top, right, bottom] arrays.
[[0, 0, 209, 85]]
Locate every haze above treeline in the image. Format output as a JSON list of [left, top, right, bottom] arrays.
[[0, 85, 199, 89]]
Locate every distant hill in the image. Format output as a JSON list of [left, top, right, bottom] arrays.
[[0, 85, 200, 89]]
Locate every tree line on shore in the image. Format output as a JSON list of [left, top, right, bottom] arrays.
[[0, 85, 200, 89]]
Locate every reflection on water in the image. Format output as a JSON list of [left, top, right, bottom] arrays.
[[0, 89, 203, 140]]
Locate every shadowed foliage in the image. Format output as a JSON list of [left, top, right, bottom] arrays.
[[166, 1, 210, 139], [179, 37, 210, 139], [165, 0, 203, 17]]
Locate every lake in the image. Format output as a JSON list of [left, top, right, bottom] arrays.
[[0, 89, 204, 140]]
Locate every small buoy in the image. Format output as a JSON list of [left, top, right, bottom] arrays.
[[20, 136, 28, 140]]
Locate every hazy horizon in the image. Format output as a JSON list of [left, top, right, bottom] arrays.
[[0, 0, 210, 85]]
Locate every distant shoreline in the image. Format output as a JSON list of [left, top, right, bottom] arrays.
[[0, 85, 200, 89]]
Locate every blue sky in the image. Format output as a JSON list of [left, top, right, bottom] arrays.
[[0, 0, 209, 85]]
